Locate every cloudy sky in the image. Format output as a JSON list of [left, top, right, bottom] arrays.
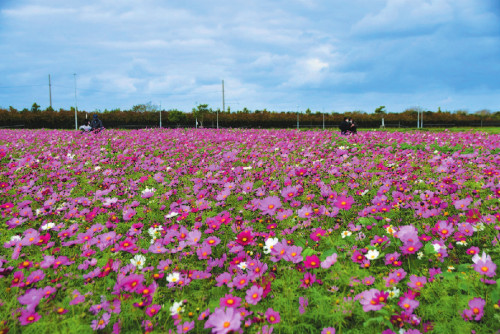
[[1, 0, 499, 113]]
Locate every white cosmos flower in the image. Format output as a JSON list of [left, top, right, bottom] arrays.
[[10, 235, 22, 242], [130, 254, 146, 269], [263, 237, 279, 254], [237, 262, 247, 270], [166, 272, 180, 283], [165, 211, 179, 219], [341, 231, 352, 238], [170, 301, 184, 316], [41, 222, 55, 230], [387, 287, 400, 299], [366, 249, 379, 260]]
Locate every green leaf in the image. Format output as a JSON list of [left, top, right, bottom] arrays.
[[302, 248, 315, 258], [363, 316, 384, 327], [358, 217, 376, 225], [320, 248, 337, 261], [424, 243, 436, 255]]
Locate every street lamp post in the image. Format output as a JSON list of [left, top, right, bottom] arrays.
[[73, 73, 78, 130]]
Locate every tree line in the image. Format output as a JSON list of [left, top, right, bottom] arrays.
[[0, 103, 499, 129]]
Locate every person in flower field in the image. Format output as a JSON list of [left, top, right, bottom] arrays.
[[91, 114, 104, 132], [339, 117, 350, 135]]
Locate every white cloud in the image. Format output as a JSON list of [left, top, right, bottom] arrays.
[[2, 5, 76, 17], [352, 0, 453, 36]]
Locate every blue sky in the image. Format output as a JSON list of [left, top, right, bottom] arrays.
[[1, 0, 499, 113]]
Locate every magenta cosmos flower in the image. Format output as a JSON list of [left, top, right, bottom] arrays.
[[18, 309, 41, 325], [356, 289, 388, 312], [204, 307, 241, 334], [303, 255, 320, 269], [334, 195, 354, 210], [265, 308, 281, 324]]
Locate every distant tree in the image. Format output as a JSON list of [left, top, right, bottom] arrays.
[[192, 104, 210, 127], [9, 106, 17, 112], [168, 109, 186, 126], [31, 103, 40, 113], [305, 108, 312, 115], [45, 106, 54, 112], [132, 102, 159, 113], [227, 106, 231, 113], [374, 106, 386, 114], [475, 109, 491, 117]]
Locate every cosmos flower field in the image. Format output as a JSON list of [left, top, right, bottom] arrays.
[[0, 128, 499, 334]]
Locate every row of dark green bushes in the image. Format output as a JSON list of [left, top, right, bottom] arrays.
[[0, 108, 499, 129]]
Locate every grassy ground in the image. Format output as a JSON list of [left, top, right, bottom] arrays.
[[359, 127, 500, 134]]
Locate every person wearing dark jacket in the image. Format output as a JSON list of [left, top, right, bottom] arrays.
[[91, 114, 104, 132], [348, 118, 357, 134], [339, 117, 350, 135]]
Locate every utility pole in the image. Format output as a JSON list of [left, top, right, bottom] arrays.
[[48, 74, 52, 108], [222, 80, 225, 113], [218, 80, 223, 129], [73, 73, 78, 130], [417, 111, 420, 129], [297, 106, 299, 130]]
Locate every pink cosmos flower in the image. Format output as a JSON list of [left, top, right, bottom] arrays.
[[91, 312, 111, 330], [259, 196, 282, 215], [204, 307, 241, 334], [69, 289, 85, 305], [466, 246, 480, 256], [177, 320, 195, 333], [145, 304, 161, 317], [299, 296, 308, 314], [398, 297, 419, 313], [300, 272, 317, 288], [18, 309, 41, 325], [310, 227, 326, 242], [232, 274, 250, 290], [334, 195, 354, 210], [321, 253, 338, 269], [362, 276, 375, 286], [220, 294, 241, 308], [236, 230, 253, 246], [356, 289, 388, 312], [265, 308, 281, 324], [321, 328, 336, 334], [283, 245, 302, 263], [407, 275, 427, 290], [245, 285, 263, 305], [122, 208, 136, 221], [435, 220, 454, 239], [472, 252, 497, 277], [462, 297, 485, 321]]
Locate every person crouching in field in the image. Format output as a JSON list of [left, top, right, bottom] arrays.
[[91, 114, 104, 133], [339, 117, 350, 135], [348, 118, 357, 134], [79, 119, 91, 132]]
